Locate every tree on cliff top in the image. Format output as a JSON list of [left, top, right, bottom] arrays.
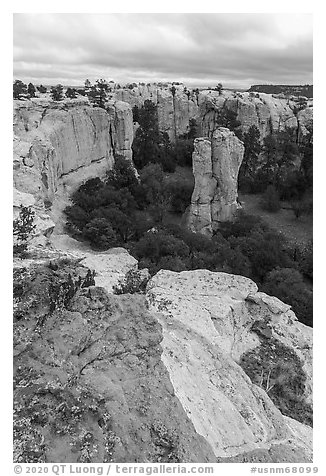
[[216, 83, 223, 95], [87, 80, 109, 108], [50, 84, 64, 101], [65, 87, 78, 99], [13, 80, 27, 99], [27, 83, 36, 98], [37, 84, 47, 93]]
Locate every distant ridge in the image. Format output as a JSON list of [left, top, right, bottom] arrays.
[[247, 84, 313, 98]]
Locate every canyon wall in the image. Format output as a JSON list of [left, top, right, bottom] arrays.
[[115, 84, 313, 142], [187, 128, 244, 235], [13, 98, 134, 231]]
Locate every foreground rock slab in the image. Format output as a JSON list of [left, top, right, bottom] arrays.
[[146, 269, 313, 461], [13, 260, 215, 463]]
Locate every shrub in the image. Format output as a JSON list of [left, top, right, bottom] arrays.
[[91, 207, 135, 243], [218, 211, 267, 239], [230, 229, 295, 282], [240, 338, 312, 426], [13, 206, 36, 256], [133, 231, 190, 274], [297, 240, 313, 280], [262, 267, 313, 326], [82, 218, 119, 250], [106, 155, 138, 191], [138, 164, 171, 223], [112, 269, 149, 294], [290, 197, 312, 219], [167, 179, 193, 213], [260, 185, 281, 212], [64, 205, 90, 232]]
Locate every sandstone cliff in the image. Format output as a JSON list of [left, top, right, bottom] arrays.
[[187, 128, 244, 235], [13, 98, 134, 232], [114, 84, 313, 142]]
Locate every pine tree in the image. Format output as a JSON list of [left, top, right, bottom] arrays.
[[13, 206, 36, 255], [65, 87, 78, 99], [50, 84, 64, 101], [27, 82, 36, 98], [13, 80, 28, 99], [37, 84, 47, 93]]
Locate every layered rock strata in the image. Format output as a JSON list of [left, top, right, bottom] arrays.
[[13, 98, 134, 232], [115, 84, 313, 142], [187, 128, 244, 235]]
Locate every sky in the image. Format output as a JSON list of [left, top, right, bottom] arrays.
[[13, 12, 313, 90]]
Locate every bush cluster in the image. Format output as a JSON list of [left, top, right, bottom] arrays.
[[64, 156, 193, 250], [239, 124, 313, 219]]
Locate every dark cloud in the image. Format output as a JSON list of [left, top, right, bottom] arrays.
[[13, 13, 313, 88]]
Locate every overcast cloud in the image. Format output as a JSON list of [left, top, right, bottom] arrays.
[[13, 13, 313, 88]]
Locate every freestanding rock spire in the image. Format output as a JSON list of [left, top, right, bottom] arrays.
[[187, 127, 244, 236]]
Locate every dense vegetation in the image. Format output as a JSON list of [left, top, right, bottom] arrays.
[[238, 123, 313, 218], [65, 152, 312, 327]]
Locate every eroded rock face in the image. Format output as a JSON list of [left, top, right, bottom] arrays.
[[13, 98, 134, 231], [115, 84, 198, 141], [13, 261, 216, 463], [146, 269, 313, 462], [114, 85, 312, 143], [187, 128, 244, 235], [199, 91, 299, 139], [13, 245, 313, 463]]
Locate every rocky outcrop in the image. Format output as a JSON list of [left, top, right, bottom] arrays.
[[13, 259, 217, 463], [199, 91, 299, 139], [13, 98, 134, 231], [116, 84, 198, 140], [13, 243, 313, 463], [297, 106, 313, 141], [146, 269, 313, 462], [187, 128, 244, 235], [50, 234, 139, 293]]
